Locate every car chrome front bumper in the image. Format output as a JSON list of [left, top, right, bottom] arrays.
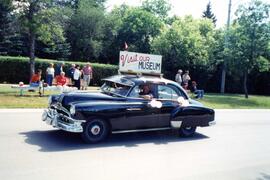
[[42, 109, 85, 133]]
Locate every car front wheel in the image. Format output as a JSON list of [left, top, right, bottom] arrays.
[[81, 119, 109, 143], [179, 126, 196, 137]]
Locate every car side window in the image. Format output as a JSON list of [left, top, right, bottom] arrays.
[[128, 86, 141, 98], [158, 85, 179, 100]]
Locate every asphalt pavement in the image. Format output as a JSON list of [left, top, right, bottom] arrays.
[[0, 109, 270, 180]]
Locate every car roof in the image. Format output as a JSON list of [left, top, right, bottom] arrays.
[[103, 74, 178, 86], [102, 74, 189, 99]]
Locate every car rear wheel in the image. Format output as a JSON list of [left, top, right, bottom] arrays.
[[81, 119, 109, 143], [179, 126, 196, 137]]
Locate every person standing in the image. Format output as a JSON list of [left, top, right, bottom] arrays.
[[82, 62, 93, 90], [73, 65, 81, 90], [175, 69, 183, 85], [46, 63, 54, 86], [55, 62, 65, 76], [67, 64, 75, 85], [182, 70, 191, 90]]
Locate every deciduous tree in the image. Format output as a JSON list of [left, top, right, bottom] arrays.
[[14, 0, 67, 78], [118, 7, 163, 53], [152, 16, 216, 78], [227, 0, 270, 98], [142, 0, 171, 22]]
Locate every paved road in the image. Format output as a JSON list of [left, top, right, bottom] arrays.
[[0, 109, 270, 180]]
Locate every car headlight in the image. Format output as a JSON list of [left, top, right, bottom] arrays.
[[48, 96, 52, 104], [70, 105, 76, 115]]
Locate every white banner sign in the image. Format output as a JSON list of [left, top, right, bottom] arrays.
[[119, 51, 162, 74]]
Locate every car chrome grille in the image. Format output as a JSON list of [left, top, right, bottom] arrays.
[[51, 103, 71, 117], [58, 116, 72, 124], [56, 109, 69, 117]]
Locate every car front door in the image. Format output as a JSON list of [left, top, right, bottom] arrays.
[[123, 84, 161, 130]]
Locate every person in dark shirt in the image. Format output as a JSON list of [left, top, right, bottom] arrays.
[[55, 62, 65, 76], [67, 64, 75, 84], [139, 84, 153, 100]]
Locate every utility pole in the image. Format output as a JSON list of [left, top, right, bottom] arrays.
[[220, 0, 232, 93]]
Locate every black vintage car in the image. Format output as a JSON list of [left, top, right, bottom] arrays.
[[42, 74, 215, 143]]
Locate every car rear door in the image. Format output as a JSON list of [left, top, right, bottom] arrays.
[[157, 84, 183, 126]]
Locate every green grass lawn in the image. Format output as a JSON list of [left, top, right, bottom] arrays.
[[0, 84, 57, 108], [0, 84, 269, 109], [197, 93, 270, 109], [0, 84, 99, 108]]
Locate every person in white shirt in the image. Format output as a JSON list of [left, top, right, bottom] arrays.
[[46, 63, 55, 86], [73, 65, 82, 90], [175, 69, 183, 85]]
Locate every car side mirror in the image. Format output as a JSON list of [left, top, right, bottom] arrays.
[[177, 97, 189, 107], [149, 99, 162, 108]]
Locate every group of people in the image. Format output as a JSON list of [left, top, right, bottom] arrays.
[[175, 69, 204, 99], [71, 63, 93, 90], [30, 62, 93, 90]]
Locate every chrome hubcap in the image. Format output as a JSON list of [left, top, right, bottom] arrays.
[[91, 125, 101, 135]]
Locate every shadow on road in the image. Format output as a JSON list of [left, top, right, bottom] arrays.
[[257, 173, 270, 180], [20, 129, 209, 152]]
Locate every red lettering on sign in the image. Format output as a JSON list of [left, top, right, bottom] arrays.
[[127, 54, 138, 63], [121, 53, 152, 67]]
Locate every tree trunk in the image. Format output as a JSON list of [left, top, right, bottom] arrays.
[[28, 1, 35, 81], [29, 32, 35, 80], [220, 63, 226, 93], [220, 0, 232, 94], [243, 71, 248, 99]]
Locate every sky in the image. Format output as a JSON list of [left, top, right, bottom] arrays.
[[106, 0, 270, 28]]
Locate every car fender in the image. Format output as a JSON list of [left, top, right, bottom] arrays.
[[170, 105, 215, 127]]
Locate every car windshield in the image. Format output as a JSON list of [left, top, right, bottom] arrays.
[[101, 81, 132, 97]]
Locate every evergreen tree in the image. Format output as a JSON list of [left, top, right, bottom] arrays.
[[8, 32, 28, 56], [0, 0, 13, 55], [202, 1, 217, 26], [36, 39, 71, 60], [67, 0, 107, 61]]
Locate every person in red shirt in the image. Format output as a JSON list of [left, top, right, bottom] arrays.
[[56, 72, 68, 86], [30, 69, 42, 87]]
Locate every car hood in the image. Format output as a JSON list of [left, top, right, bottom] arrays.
[[61, 91, 124, 107], [189, 98, 204, 107]]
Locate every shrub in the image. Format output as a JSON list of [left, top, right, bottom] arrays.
[[0, 56, 118, 85]]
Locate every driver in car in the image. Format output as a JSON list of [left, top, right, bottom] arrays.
[[139, 84, 153, 100]]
